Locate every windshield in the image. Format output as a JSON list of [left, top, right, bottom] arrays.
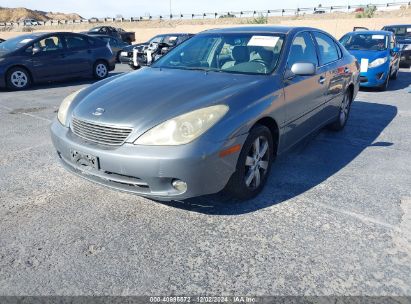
[[383, 26, 411, 38], [152, 33, 285, 75], [0, 35, 34, 53], [89, 27, 101, 32], [149, 35, 165, 44], [340, 33, 388, 51]]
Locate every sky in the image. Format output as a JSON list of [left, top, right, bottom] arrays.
[[0, 0, 394, 18]]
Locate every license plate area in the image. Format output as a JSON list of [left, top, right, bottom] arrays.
[[70, 150, 99, 170]]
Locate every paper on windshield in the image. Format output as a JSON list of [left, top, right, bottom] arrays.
[[169, 36, 177, 41], [372, 35, 385, 40], [360, 58, 369, 73], [248, 36, 279, 47], [20, 38, 33, 44]]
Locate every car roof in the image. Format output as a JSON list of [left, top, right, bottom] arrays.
[[344, 30, 392, 36], [201, 26, 318, 35], [382, 24, 411, 27]]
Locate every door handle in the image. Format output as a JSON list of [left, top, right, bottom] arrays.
[[319, 76, 326, 84]]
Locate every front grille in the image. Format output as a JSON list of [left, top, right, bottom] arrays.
[[71, 118, 132, 146]]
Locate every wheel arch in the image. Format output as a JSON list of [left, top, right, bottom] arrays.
[[252, 117, 280, 155]]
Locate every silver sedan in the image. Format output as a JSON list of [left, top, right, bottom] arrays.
[[51, 26, 360, 201]]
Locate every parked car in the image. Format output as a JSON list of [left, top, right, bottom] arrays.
[[23, 19, 39, 27], [339, 30, 400, 90], [51, 26, 359, 201], [119, 33, 193, 70], [86, 26, 135, 44], [382, 24, 411, 67], [90, 34, 129, 62], [0, 32, 116, 90]]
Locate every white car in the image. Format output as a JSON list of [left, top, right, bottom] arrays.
[[23, 19, 39, 27]]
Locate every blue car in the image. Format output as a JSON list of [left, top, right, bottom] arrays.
[[0, 32, 116, 90], [339, 30, 400, 90]]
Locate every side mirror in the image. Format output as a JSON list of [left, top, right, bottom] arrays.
[[32, 47, 41, 55], [290, 62, 316, 76], [392, 47, 400, 53]]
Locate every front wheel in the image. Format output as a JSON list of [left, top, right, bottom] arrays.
[[93, 61, 109, 80], [225, 125, 274, 200], [390, 67, 398, 80], [328, 90, 352, 131], [378, 73, 389, 91], [6, 67, 31, 90]]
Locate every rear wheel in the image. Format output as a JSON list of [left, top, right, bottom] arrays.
[[6, 67, 31, 90], [93, 61, 109, 80], [328, 89, 352, 131], [225, 125, 274, 200]]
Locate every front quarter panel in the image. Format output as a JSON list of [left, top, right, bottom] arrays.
[[203, 75, 285, 144]]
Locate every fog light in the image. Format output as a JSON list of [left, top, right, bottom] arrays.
[[172, 179, 187, 192]]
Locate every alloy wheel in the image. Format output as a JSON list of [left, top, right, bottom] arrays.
[[96, 63, 108, 78], [10, 71, 28, 88], [244, 136, 270, 189]]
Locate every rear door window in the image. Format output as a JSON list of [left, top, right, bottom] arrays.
[[64, 35, 89, 50]]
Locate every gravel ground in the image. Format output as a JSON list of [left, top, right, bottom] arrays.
[[0, 65, 410, 296]]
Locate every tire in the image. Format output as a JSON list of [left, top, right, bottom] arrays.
[[225, 125, 274, 200], [6, 67, 31, 90], [378, 73, 389, 91], [93, 61, 109, 80], [390, 67, 398, 80], [130, 64, 140, 70], [328, 89, 352, 131]]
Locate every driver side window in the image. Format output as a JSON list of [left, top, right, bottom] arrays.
[[33, 36, 63, 53], [288, 32, 318, 69]]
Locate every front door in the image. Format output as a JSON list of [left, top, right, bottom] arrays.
[[30, 35, 69, 80], [282, 31, 327, 151]]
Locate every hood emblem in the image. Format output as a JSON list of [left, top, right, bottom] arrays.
[[92, 108, 105, 116]]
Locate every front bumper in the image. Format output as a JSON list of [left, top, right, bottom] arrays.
[[50, 120, 246, 201], [359, 63, 389, 88]]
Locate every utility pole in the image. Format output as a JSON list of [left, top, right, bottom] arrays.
[[169, 0, 172, 17]]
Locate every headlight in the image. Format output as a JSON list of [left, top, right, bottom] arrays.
[[368, 57, 388, 68], [57, 89, 84, 126], [134, 105, 229, 145]]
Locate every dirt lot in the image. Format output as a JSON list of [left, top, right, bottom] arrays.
[[0, 65, 410, 295], [1, 7, 411, 42]]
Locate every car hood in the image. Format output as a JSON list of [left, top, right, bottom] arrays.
[[72, 67, 268, 138], [348, 49, 389, 62]]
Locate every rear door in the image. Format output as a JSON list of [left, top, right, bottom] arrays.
[[282, 31, 326, 149], [312, 31, 346, 118], [62, 34, 93, 74], [29, 34, 69, 79]]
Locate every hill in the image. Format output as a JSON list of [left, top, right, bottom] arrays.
[[0, 6, 83, 22]]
